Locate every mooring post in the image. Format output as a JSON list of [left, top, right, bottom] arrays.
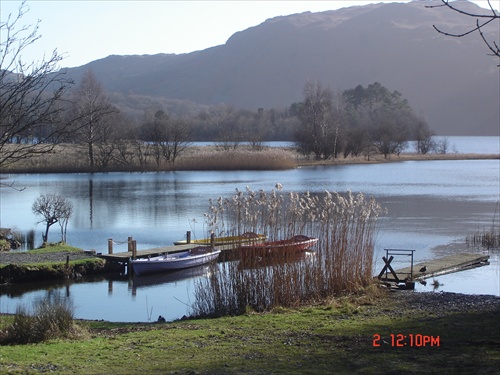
[[132, 240, 137, 260], [128, 236, 133, 252], [108, 239, 113, 255], [187, 231, 191, 244], [210, 233, 215, 246]]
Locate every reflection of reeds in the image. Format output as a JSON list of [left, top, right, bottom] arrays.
[[192, 186, 383, 317]]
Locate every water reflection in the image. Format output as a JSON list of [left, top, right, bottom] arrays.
[[1, 156, 499, 321]]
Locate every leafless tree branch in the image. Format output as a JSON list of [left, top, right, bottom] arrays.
[[426, 0, 499, 66], [0, 1, 76, 167]]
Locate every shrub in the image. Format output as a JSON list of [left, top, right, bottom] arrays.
[[1, 293, 79, 344]]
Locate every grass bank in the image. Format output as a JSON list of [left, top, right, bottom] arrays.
[[0, 243, 110, 283], [0, 291, 498, 374]]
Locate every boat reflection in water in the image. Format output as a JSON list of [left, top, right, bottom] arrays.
[[131, 265, 212, 289]]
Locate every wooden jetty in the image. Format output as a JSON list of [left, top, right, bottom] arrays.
[[98, 243, 200, 262], [97, 234, 237, 265], [378, 251, 490, 287], [395, 253, 490, 281]]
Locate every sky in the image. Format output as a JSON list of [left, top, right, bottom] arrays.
[[1, 0, 497, 69]]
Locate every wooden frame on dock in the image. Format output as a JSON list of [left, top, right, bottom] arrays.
[[377, 249, 415, 283]]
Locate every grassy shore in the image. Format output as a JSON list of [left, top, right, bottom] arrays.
[[0, 244, 109, 283], [1, 143, 498, 173], [0, 290, 498, 374]]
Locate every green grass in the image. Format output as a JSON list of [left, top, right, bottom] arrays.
[[29, 243, 84, 254], [0, 293, 498, 374]]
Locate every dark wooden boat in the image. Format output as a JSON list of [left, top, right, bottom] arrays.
[[239, 235, 318, 252]]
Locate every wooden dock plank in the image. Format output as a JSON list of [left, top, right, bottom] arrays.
[[98, 244, 200, 261], [393, 253, 490, 281], [98, 243, 238, 262]]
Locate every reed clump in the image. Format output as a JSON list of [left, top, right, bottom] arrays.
[[2, 144, 297, 172], [175, 148, 296, 170], [192, 186, 384, 317], [467, 203, 500, 250]]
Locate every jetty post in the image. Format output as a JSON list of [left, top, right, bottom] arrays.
[[186, 231, 191, 244], [108, 238, 113, 254]]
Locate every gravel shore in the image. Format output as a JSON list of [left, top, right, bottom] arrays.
[[380, 290, 500, 317], [0, 251, 97, 265]]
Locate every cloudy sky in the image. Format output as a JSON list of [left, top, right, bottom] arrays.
[[1, 0, 497, 68]]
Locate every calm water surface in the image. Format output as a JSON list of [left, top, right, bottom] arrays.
[[1, 138, 499, 322]]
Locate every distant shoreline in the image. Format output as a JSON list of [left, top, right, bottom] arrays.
[[1, 144, 498, 174], [296, 152, 500, 167]]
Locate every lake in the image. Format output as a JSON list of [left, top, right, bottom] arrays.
[[1, 136, 499, 322]]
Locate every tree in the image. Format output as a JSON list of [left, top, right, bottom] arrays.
[[343, 83, 423, 158], [70, 70, 116, 170], [0, 2, 74, 167], [414, 119, 435, 154], [426, 0, 499, 66], [294, 82, 346, 160], [140, 110, 190, 167], [212, 105, 242, 150], [32, 194, 73, 244]]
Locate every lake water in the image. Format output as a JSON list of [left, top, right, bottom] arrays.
[[1, 136, 499, 322]]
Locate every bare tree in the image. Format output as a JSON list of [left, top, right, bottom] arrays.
[[426, 0, 499, 66], [0, 2, 74, 167], [211, 105, 242, 150], [414, 119, 435, 155], [69, 70, 116, 170], [295, 82, 346, 160], [140, 110, 190, 167], [32, 194, 73, 244]]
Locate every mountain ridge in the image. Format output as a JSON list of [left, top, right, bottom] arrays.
[[62, 0, 499, 135]]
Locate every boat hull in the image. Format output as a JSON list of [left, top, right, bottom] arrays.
[[131, 247, 221, 276], [240, 235, 318, 252]]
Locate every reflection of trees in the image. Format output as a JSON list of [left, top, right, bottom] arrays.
[[67, 176, 190, 230], [88, 179, 94, 228]]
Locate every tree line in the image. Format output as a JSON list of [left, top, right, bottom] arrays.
[[4, 1, 483, 171], [293, 81, 437, 160]]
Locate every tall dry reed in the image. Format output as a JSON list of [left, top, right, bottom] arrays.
[[175, 148, 296, 170], [466, 203, 500, 249], [192, 186, 383, 317], [2, 144, 297, 172]]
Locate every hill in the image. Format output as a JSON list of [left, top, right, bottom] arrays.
[[62, 0, 499, 136]]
